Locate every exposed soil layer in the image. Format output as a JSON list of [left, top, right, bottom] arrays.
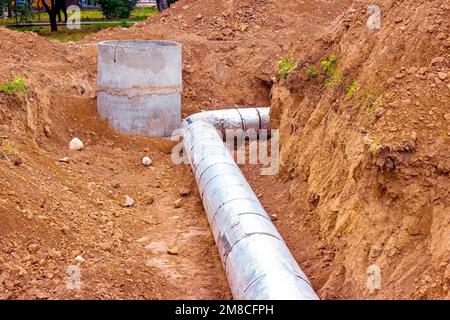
[[1, 0, 449, 300], [270, 0, 450, 299]]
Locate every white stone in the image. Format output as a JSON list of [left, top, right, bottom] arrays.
[[142, 156, 152, 166], [69, 138, 84, 151], [123, 195, 135, 207], [74, 255, 85, 263]]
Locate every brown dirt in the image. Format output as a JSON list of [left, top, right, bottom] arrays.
[[1, 0, 449, 300], [270, 0, 450, 299]]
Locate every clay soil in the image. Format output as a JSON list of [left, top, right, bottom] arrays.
[[0, 0, 449, 299]]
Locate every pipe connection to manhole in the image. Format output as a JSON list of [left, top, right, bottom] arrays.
[[96, 40, 318, 299], [182, 108, 318, 300]]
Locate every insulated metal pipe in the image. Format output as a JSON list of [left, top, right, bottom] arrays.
[[182, 107, 270, 135], [182, 109, 318, 300]]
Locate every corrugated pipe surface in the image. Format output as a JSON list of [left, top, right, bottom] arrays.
[[182, 108, 318, 300]]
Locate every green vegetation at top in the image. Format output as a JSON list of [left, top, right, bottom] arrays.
[[0, 76, 26, 95], [2, 7, 157, 42], [0, 144, 17, 156], [97, 0, 139, 20], [346, 80, 359, 98], [278, 58, 296, 79], [321, 54, 341, 85], [0, 7, 157, 26]]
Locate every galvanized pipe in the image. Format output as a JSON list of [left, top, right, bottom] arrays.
[[182, 108, 318, 300], [182, 107, 270, 134]]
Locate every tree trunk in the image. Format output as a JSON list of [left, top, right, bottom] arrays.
[[41, 0, 58, 32], [156, 0, 169, 12], [7, 0, 12, 18], [49, 12, 57, 31]]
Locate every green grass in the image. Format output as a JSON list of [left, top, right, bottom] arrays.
[[306, 65, 319, 79], [0, 76, 26, 95], [1, 144, 16, 156], [0, 7, 156, 26], [439, 131, 449, 139], [278, 58, 296, 79], [321, 54, 342, 85], [11, 23, 132, 42], [2, 7, 157, 42], [362, 135, 383, 155], [346, 80, 359, 98]]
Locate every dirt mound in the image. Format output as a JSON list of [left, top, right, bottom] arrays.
[[270, 0, 450, 298], [0, 27, 229, 299], [1, 0, 448, 300], [86, 0, 351, 115]]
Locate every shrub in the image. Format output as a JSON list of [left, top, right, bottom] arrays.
[[97, 0, 138, 20], [346, 80, 359, 98], [278, 58, 296, 79], [321, 54, 341, 85], [0, 77, 26, 95], [1, 144, 16, 156], [362, 135, 383, 155], [306, 66, 319, 79]]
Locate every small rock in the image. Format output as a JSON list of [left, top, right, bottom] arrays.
[[417, 67, 428, 75], [369, 245, 382, 259], [270, 214, 278, 221], [69, 138, 84, 151], [12, 158, 22, 166], [58, 157, 69, 163], [74, 255, 85, 264], [437, 72, 447, 80], [431, 57, 444, 65], [142, 156, 152, 166], [123, 195, 135, 207], [27, 243, 38, 254], [179, 188, 192, 197], [174, 198, 182, 208], [61, 225, 70, 234], [43, 125, 51, 138], [146, 241, 167, 255], [167, 247, 179, 255], [444, 113, 450, 123], [111, 181, 120, 189], [99, 242, 112, 252], [142, 193, 155, 205]]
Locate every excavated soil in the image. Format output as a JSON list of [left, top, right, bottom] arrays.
[[1, 0, 449, 300]]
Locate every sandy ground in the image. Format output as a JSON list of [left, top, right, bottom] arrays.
[[1, 0, 449, 299]]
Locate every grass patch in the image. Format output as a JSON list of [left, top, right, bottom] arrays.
[[363, 135, 383, 155], [3, 7, 157, 42], [0, 76, 26, 95], [11, 22, 132, 42], [346, 80, 359, 98], [0, 7, 156, 26], [321, 55, 342, 85], [278, 58, 296, 79], [1, 144, 16, 156], [306, 65, 319, 79]]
